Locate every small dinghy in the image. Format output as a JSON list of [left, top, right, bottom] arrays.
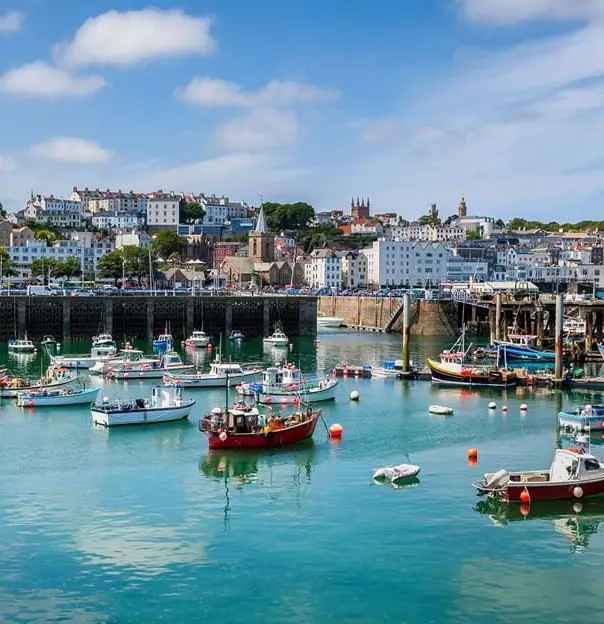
[[372, 464, 420, 483], [429, 405, 454, 415]]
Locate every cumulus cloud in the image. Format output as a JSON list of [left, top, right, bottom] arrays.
[[178, 77, 337, 108], [54, 8, 215, 68], [30, 137, 112, 164], [0, 61, 106, 98], [0, 11, 24, 34]]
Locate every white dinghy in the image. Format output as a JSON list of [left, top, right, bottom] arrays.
[[372, 464, 421, 484], [428, 405, 454, 415]]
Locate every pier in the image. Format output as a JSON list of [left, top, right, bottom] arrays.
[[0, 295, 317, 341]]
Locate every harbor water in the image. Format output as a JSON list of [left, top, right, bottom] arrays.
[[2, 331, 604, 623]]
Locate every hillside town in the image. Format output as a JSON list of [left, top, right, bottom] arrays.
[[0, 187, 602, 295]]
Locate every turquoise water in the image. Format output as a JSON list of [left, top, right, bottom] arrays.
[[2, 332, 604, 623]]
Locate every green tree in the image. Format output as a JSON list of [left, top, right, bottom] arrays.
[[54, 257, 81, 279], [180, 201, 206, 223], [31, 258, 58, 284], [123, 246, 153, 285], [34, 229, 59, 244], [0, 246, 14, 277], [97, 250, 124, 286], [151, 230, 186, 259], [262, 202, 315, 231], [466, 230, 482, 240], [0, 201, 6, 220]]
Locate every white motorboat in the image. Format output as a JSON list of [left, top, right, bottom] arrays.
[[89, 348, 159, 375], [239, 364, 338, 404], [164, 359, 262, 388], [185, 329, 210, 348], [8, 337, 36, 353], [372, 464, 421, 483], [17, 384, 100, 407], [41, 335, 59, 347], [91, 385, 195, 427], [317, 313, 344, 328], [0, 366, 77, 398], [429, 405, 454, 415], [106, 350, 194, 380], [92, 333, 114, 347], [263, 324, 289, 346], [52, 344, 117, 369]]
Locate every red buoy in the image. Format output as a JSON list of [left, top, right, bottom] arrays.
[[520, 487, 531, 504], [329, 423, 344, 438]]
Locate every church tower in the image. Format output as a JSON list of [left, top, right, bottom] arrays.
[[248, 205, 274, 262], [351, 196, 370, 220], [458, 196, 467, 218]]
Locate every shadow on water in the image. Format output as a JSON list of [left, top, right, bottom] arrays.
[[475, 497, 604, 552]]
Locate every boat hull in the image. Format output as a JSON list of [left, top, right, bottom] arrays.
[[205, 414, 319, 449], [0, 377, 74, 399], [504, 479, 604, 502], [17, 387, 100, 407], [256, 381, 338, 404], [108, 365, 195, 380], [427, 358, 516, 387], [493, 342, 555, 361], [185, 339, 210, 348], [558, 411, 604, 432], [165, 370, 261, 388], [91, 402, 194, 426]]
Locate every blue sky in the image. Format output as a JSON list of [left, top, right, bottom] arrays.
[[1, 0, 604, 221]]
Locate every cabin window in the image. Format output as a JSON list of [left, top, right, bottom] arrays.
[[584, 459, 600, 471]]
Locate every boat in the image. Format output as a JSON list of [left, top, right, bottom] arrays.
[[199, 401, 321, 449], [185, 329, 210, 348], [263, 323, 289, 346], [17, 384, 100, 407], [493, 331, 555, 362], [317, 312, 344, 328], [153, 324, 173, 353], [106, 350, 194, 380], [51, 343, 118, 369], [427, 332, 517, 388], [473, 448, 604, 502], [0, 366, 77, 398], [41, 335, 59, 347], [238, 364, 338, 404], [372, 464, 421, 484], [229, 330, 245, 341], [164, 358, 262, 388], [429, 405, 454, 415], [91, 385, 195, 427], [372, 360, 408, 379], [558, 405, 604, 433], [8, 336, 36, 353], [92, 333, 114, 347], [89, 348, 159, 375]]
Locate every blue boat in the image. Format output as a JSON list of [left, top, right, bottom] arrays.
[[559, 405, 604, 432], [493, 332, 555, 362], [229, 330, 245, 341], [153, 325, 173, 353]]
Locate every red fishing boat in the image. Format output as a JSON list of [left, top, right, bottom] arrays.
[[473, 448, 604, 502], [199, 401, 321, 449]]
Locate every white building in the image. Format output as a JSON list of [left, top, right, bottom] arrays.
[[92, 211, 141, 230], [304, 249, 342, 289], [71, 187, 148, 215], [200, 194, 249, 225], [451, 215, 495, 238], [115, 232, 151, 249], [147, 192, 182, 229], [446, 256, 489, 283], [349, 219, 383, 236], [364, 238, 452, 288], [387, 223, 465, 242], [24, 194, 82, 223], [340, 251, 367, 289]]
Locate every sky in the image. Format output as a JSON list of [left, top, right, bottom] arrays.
[[1, 0, 604, 221]]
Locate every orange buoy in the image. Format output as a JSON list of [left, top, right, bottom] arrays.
[[329, 423, 344, 438], [467, 448, 478, 460], [520, 487, 531, 504], [520, 503, 530, 517]]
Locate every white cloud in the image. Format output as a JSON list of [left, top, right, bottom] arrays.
[[178, 77, 337, 108], [0, 10, 24, 34], [0, 153, 15, 172], [0, 61, 106, 98], [54, 8, 215, 68], [30, 137, 112, 164], [217, 108, 298, 151], [457, 0, 604, 25]]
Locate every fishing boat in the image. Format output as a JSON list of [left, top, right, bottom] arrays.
[[91, 385, 195, 427], [153, 325, 173, 353], [429, 405, 454, 415], [372, 464, 421, 484], [0, 366, 76, 398], [164, 358, 262, 388], [41, 335, 59, 347], [8, 336, 36, 353], [199, 400, 321, 449], [17, 384, 100, 407], [473, 448, 604, 502], [558, 405, 604, 433], [229, 330, 245, 341], [427, 332, 517, 387], [317, 312, 344, 328], [106, 350, 194, 380], [51, 343, 117, 369], [239, 364, 338, 404], [263, 323, 289, 346], [493, 332, 555, 362], [89, 348, 158, 375], [185, 329, 210, 348], [92, 333, 114, 347]]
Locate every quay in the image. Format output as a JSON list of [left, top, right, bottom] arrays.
[[0, 295, 317, 342]]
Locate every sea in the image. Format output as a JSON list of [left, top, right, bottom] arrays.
[[1, 331, 604, 623]]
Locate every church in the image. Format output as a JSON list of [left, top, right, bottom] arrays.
[[220, 206, 304, 288]]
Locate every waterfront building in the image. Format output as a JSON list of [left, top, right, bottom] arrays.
[[446, 256, 489, 282], [146, 191, 182, 230], [304, 249, 342, 289], [340, 250, 368, 289]]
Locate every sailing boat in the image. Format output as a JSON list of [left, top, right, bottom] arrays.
[[427, 329, 517, 387]]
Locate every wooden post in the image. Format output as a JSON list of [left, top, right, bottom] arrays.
[[555, 294, 564, 379], [402, 293, 411, 373], [495, 294, 502, 341]]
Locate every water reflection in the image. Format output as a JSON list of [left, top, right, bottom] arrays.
[[475, 498, 604, 552]]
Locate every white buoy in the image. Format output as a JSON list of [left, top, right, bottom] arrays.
[[520, 403, 528, 411], [219, 431, 228, 442], [488, 401, 497, 409], [349, 390, 360, 401]]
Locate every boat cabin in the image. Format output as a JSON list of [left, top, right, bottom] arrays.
[[438, 350, 464, 365], [262, 364, 302, 387], [156, 333, 173, 343], [190, 330, 207, 339], [159, 351, 185, 368], [151, 385, 184, 408], [505, 332, 538, 347], [209, 362, 246, 376], [93, 333, 113, 344]]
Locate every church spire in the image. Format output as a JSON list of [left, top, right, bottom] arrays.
[[255, 204, 268, 233]]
